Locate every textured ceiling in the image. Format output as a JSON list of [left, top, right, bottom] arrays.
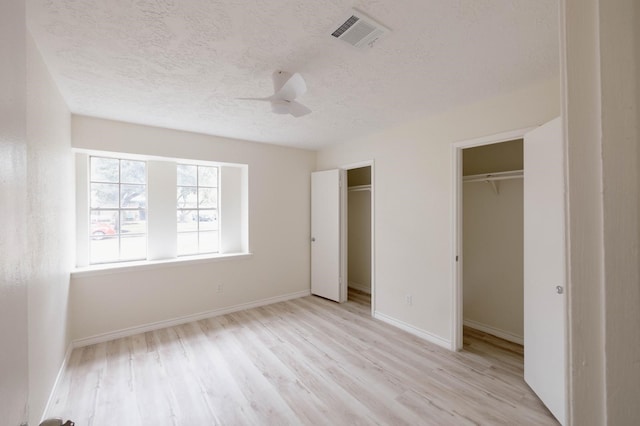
[[27, 0, 559, 150]]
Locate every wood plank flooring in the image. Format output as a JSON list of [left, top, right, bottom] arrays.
[[47, 289, 557, 425]]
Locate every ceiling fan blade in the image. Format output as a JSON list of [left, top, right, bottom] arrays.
[[288, 100, 312, 117], [270, 100, 290, 115], [273, 72, 307, 101]]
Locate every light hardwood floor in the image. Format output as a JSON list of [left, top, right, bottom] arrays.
[[48, 289, 557, 425]]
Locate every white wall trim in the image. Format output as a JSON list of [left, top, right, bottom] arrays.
[[374, 311, 451, 350], [451, 127, 537, 150], [73, 290, 310, 348], [339, 159, 375, 170], [348, 280, 371, 294], [40, 343, 74, 423], [463, 318, 524, 345]]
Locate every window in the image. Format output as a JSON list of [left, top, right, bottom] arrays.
[[177, 164, 219, 255], [75, 151, 247, 268], [89, 156, 147, 264]]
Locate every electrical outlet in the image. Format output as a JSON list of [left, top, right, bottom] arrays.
[[405, 294, 412, 306], [217, 284, 224, 293]]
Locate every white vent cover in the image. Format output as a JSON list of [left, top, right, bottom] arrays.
[[331, 9, 390, 49]]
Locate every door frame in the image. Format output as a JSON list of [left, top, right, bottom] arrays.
[[450, 126, 535, 351], [341, 160, 375, 315]]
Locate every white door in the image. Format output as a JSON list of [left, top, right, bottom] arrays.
[[311, 169, 345, 302], [523, 117, 566, 425]]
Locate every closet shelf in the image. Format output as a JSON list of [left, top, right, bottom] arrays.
[[463, 170, 523, 182], [463, 170, 523, 195], [348, 184, 371, 192]]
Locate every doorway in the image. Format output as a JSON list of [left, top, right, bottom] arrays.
[[451, 126, 535, 350], [346, 165, 372, 310], [461, 139, 524, 345], [310, 161, 375, 314], [451, 119, 567, 424]]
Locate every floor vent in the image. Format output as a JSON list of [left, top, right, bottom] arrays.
[[331, 9, 390, 48]]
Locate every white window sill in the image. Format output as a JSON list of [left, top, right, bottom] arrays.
[[71, 252, 253, 278]]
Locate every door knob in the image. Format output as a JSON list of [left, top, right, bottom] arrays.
[[311, 237, 316, 242], [556, 285, 564, 294]]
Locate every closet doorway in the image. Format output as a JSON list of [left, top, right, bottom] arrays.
[[344, 163, 373, 312], [451, 119, 567, 424], [451, 126, 535, 350], [461, 139, 524, 345]]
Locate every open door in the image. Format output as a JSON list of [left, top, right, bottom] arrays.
[[523, 117, 566, 424], [311, 169, 346, 302]]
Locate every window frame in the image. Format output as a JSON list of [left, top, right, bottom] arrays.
[[89, 156, 148, 265], [74, 149, 249, 270], [176, 164, 220, 256]]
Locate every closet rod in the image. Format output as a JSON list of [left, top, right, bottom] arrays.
[[463, 170, 523, 183], [348, 184, 371, 192]]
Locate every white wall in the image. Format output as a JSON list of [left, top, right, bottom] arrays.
[[147, 159, 178, 259], [563, 3, 606, 422], [463, 179, 523, 341], [598, 2, 640, 423], [317, 76, 560, 345], [69, 116, 316, 341], [0, 2, 72, 423], [220, 165, 245, 253], [0, 1, 29, 424], [462, 139, 523, 175], [564, 0, 640, 423], [26, 33, 74, 423]]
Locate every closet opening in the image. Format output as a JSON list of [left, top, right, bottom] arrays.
[[461, 138, 524, 354], [459, 139, 524, 372], [345, 165, 373, 311], [452, 120, 566, 422]]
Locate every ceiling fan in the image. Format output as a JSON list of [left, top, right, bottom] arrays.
[[239, 71, 312, 117]]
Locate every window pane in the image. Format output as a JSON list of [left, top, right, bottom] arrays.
[[199, 231, 219, 253], [199, 187, 217, 208], [120, 234, 147, 260], [177, 210, 198, 232], [177, 232, 198, 256], [198, 166, 217, 187], [121, 184, 146, 208], [177, 164, 197, 186], [90, 235, 119, 263], [177, 187, 197, 208], [199, 210, 218, 231], [90, 157, 119, 182], [91, 183, 119, 208], [91, 211, 118, 237], [89, 156, 147, 265], [120, 160, 145, 184], [121, 210, 146, 235]]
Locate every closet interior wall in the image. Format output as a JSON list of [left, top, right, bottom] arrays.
[[462, 140, 524, 343]]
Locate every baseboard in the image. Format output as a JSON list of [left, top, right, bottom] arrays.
[[73, 290, 311, 348], [348, 280, 371, 294], [374, 311, 451, 350], [463, 318, 524, 345], [40, 342, 74, 423]]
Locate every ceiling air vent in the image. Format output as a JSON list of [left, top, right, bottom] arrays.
[[331, 9, 390, 49]]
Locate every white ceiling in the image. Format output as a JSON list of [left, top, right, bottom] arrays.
[[27, 0, 559, 150]]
